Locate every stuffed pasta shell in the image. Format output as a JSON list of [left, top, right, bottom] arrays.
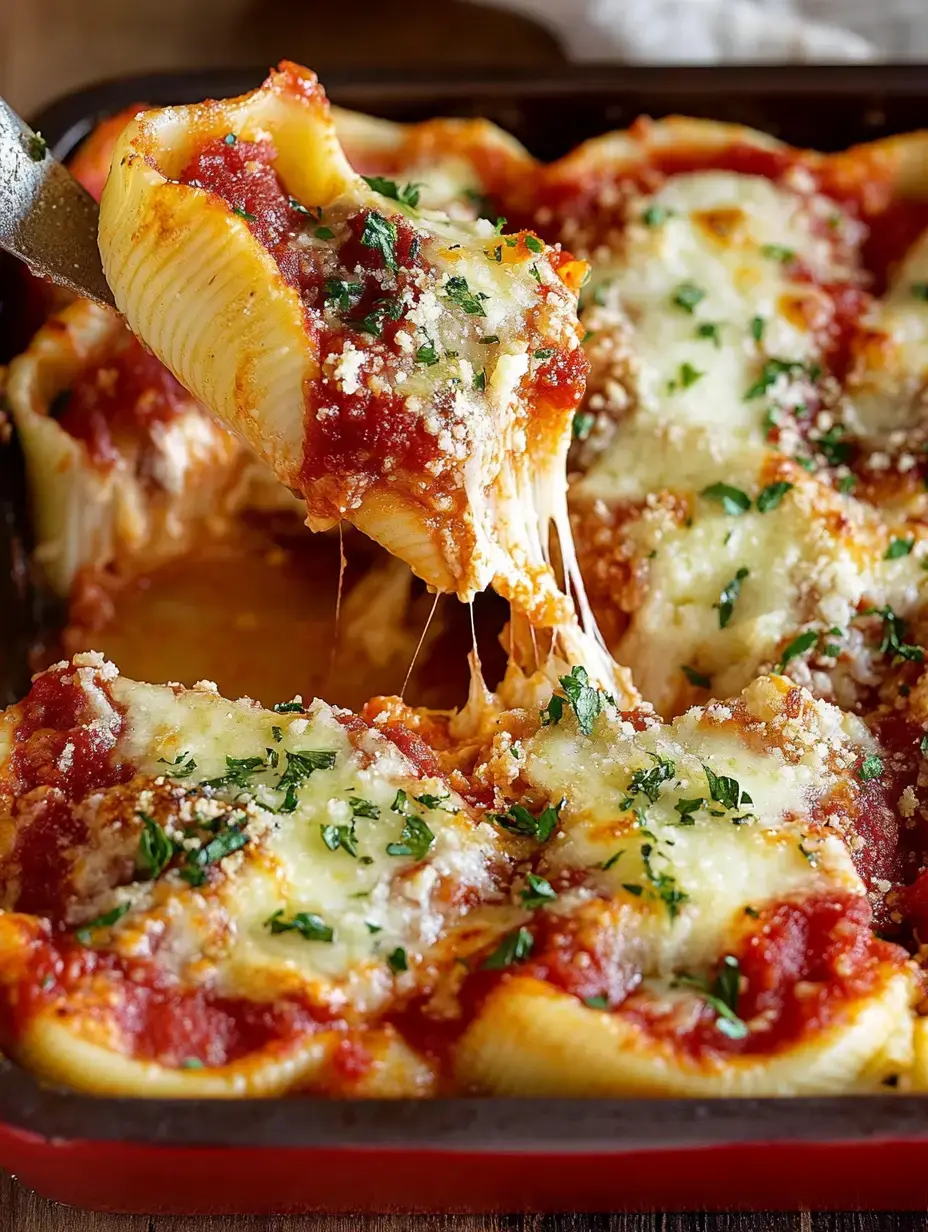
[[98, 61, 595, 642]]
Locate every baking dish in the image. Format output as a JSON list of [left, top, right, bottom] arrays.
[[3, 65, 928, 1214]]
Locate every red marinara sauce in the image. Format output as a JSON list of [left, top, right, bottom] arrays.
[[8, 663, 132, 801], [2, 665, 134, 917], [57, 335, 190, 468], [0, 931, 325, 1069], [520, 892, 905, 1061], [178, 137, 443, 511]]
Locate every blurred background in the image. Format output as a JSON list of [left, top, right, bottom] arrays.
[[4, 0, 928, 118]]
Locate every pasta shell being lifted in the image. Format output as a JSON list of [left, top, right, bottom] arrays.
[[98, 62, 597, 646]]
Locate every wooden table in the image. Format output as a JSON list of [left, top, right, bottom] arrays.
[[0, 0, 926, 1227]]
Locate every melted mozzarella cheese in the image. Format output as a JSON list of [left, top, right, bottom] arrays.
[[7, 655, 511, 1020], [520, 675, 870, 975], [577, 171, 854, 503], [607, 471, 928, 712]]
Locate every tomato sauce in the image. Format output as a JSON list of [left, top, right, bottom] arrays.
[[507, 890, 904, 1062], [179, 137, 448, 513], [523, 908, 643, 1007], [58, 335, 190, 468], [9, 663, 132, 800], [2, 794, 88, 918], [623, 894, 903, 1060], [528, 345, 589, 419], [1, 931, 326, 1068]]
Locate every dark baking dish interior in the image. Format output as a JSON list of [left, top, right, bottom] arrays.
[[2, 66, 928, 1171]]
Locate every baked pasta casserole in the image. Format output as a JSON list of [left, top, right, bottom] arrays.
[[4, 62, 928, 1098]]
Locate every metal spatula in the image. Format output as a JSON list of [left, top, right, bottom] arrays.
[[0, 96, 116, 308]]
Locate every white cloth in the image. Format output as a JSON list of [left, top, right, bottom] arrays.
[[479, 0, 928, 63]]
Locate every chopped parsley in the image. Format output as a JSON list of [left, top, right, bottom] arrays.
[[533, 347, 555, 360], [361, 176, 421, 208], [157, 750, 198, 779], [696, 321, 722, 347], [714, 567, 749, 629], [858, 754, 884, 782], [138, 812, 174, 879], [74, 902, 131, 946], [572, 410, 595, 441], [386, 812, 435, 861], [837, 473, 857, 495], [583, 995, 609, 1010], [640, 842, 689, 920], [642, 204, 671, 227], [525, 234, 544, 254], [701, 482, 751, 516], [777, 628, 819, 671], [232, 206, 255, 222], [180, 825, 248, 885], [320, 822, 358, 858], [266, 909, 333, 942], [416, 340, 439, 366], [540, 665, 603, 735], [601, 849, 624, 871], [675, 955, 747, 1039], [272, 700, 304, 714], [349, 796, 380, 820], [756, 481, 792, 513], [672, 362, 704, 390], [202, 755, 267, 791], [314, 225, 335, 240], [27, 132, 48, 161], [276, 748, 338, 812], [885, 537, 915, 560], [862, 605, 924, 664], [672, 281, 705, 313], [744, 357, 807, 401], [415, 792, 455, 813], [445, 275, 487, 315], [387, 947, 408, 973], [559, 665, 602, 735], [481, 926, 534, 970], [681, 665, 711, 689], [521, 872, 558, 907], [360, 211, 398, 271], [798, 842, 819, 866], [622, 754, 675, 809], [811, 423, 852, 467], [704, 766, 752, 812], [674, 798, 704, 823], [761, 243, 796, 264], [750, 316, 765, 342], [351, 296, 403, 337], [489, 798, 562, 843], [324, 279, 364, 314], [911, 283, 928, 301], [479, 334, 500, 345], [289, 198, 319, 219]]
